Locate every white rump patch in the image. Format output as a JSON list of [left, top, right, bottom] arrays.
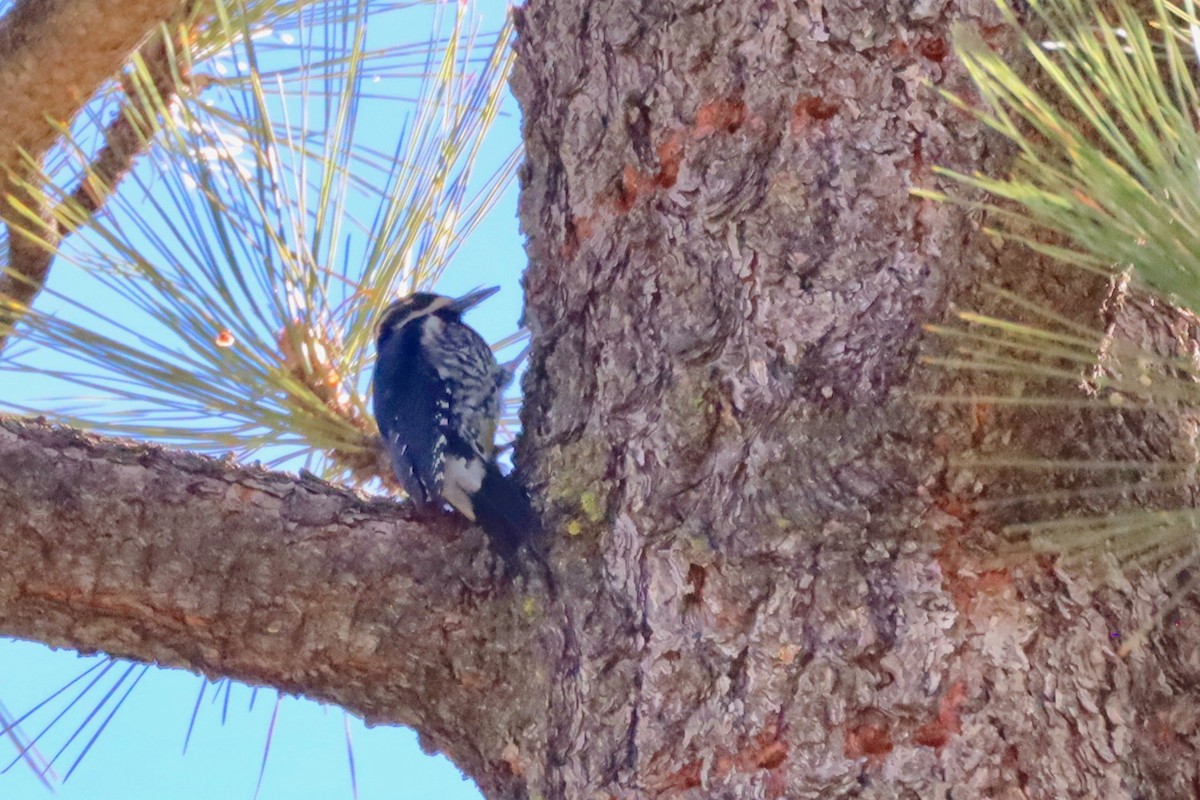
[[441, 456, 485, 520]]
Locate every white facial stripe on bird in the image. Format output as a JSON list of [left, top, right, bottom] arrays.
[[440, 455, 486, 520], [377, 296, 455, 338]]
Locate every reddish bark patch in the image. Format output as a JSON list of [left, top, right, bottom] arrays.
[[776, 643, 801, 664], [619, 164, 651, 211], [456, 669, 491, 690], [655, 130, 683, 188], [684, 563, 707, 604], [572, 214, 594, 242], [918, 36, 949, 62], [936, 522, 1014, 615], [792, 95, 840, 130], [933, 492, 975, 523], [1149, 709, 1186, 746], [979, 24, 1016, 47], [595, 94, 760, 231], [654, 759, 702, 792], [616, 130, 685, 214], [764, 769, 789, 799], [755, 739, 789, 770], [927, 485, 1020, 616], [945, 563, 1013, 615], [845, 723, 894, 759], [500, 741, 526, 777], [915, 681, 967, 748], [695, 97, 746, 136], [971, 401, 993, 433], [653, 730, 789, 794], [606, 94, 753, 220], [714, 730, 789, 778]]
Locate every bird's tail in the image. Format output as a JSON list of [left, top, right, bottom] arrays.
[[473, 462, 553, 590]]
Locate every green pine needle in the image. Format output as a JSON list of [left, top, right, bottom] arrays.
[[921, 2, 1200, 627], [939, 0, 1200, 308], [0, 0, 519, 487]]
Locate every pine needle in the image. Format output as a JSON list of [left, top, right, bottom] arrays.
[[1, 0, 520, 491]]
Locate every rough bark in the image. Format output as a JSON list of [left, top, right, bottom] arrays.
[[0, 419, 560, 800], [0, 0, 188, 348], [2, 0, 1200, 799], [0, 0, 182, 177], [508, 0, 1200, 798]]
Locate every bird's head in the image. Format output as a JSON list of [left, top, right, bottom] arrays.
[[375, 286, 500, 344]]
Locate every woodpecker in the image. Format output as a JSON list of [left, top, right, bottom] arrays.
[[372, 287, 538, 566]]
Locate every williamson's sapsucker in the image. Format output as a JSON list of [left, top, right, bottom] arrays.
[[373, 287, 538, 565]]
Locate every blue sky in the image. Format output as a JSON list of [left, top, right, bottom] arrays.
[[0, 0, 522, 797]]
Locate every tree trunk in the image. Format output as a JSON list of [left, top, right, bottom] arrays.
[[508, 0, 1200, 797], [3, 1, 1200, 799]]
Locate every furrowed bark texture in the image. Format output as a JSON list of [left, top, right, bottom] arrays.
[[0, 419, 561, 800], [3, 0, 1200, 798], [510, 0, 1200, 798]]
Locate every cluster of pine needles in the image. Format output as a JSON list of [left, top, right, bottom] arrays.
[[0, 0, 524, 487], [919, 0, 1200, 653], [0, 0, 521, 791], [11, 0, 1200, 789]]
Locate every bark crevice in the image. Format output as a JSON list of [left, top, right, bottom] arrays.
[[0, 418, 560, 799]]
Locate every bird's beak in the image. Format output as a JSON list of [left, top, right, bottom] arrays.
[[448, 286, 501, 313]]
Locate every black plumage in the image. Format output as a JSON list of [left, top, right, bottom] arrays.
[[372, 287, 538, 564]]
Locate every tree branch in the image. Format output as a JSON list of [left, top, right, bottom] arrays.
[[0, 0, 190, 352], [0, 417, 559, 798], [0, 0, 183, 177]]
